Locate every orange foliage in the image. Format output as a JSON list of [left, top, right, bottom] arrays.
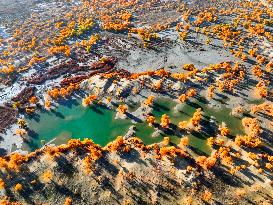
[[29, 96, 38, 104], [0, 65, 15, 74], [218, 124, 230, 136], [235, 118, 262, 148], [202, 190, 213, 202], [235, 189, 247, 198], [14, 183, 23, 192], [252, 65, 263, 78], [48, 45, 71, 57], [15, 129, 27, 136], [183, 64, 196, 71], [146, 115, 156, 126], [183, 196, 193, 205], [40, 170, 53, 183], [207, 85, 215, 99], [255, 81, 268, 98], [28, 56, 46, 66], [82, 95, 97, 107], [265, 61, 273, 72], [190, 108, 202, 127], [135, 28, 159, 43], [7, 153, 28, 171], [248, 48, 257, 57], [196, 156, 217, 170], [250, 102, 273, 116], [162, 137, 170, 147], [256, 55, 265, 64], [0, 178, 4, 189], [242, 117, 262, 137], [45, 99, 51, 110], [105, 136, 124, 152], [186, 88, 196, 98], [117, 104, 127, 114], [179, 137, 189, 147], [207, 137, 215, 147], [82, 156, 93, 174], [64, 197, 72, 205], [158, 146, 183, 159], [178, 121, 187, 130], [160, 114, 170, 128], [144, 96, 155, 106], [178, 94, 187, 103]]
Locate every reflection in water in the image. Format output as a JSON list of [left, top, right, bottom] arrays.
[[25, 98, 245, 155]]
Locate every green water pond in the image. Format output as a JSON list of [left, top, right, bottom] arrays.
[[25, 97, 245, 155]]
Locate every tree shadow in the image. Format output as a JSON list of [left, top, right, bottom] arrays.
[[0, 148, 7, 156], [90, 106, 104, 115], [55, 155, 75, 176], [126, 112, 143, 123], [96, 157, 119, 177], [58, 98, 80, 109], [51, 109, 65, 119], [119, 148, 147, 166], [152, 102, 170, 113], [211, 166, 245, 187], [27, 129, 39, 139]]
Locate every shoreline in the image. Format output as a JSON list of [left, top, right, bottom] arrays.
[[0, 0, 272, 203]]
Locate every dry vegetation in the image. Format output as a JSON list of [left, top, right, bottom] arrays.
[[0, 137, 272, 204], [0, 0, 272, 204]]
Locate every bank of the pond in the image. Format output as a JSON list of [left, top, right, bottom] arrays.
[[24, 97, 245, 155]]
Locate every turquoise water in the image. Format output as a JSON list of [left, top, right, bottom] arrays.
[[25, 97, 245, 155], [26, 100, 132, 150], [151, 98, 245, 154]]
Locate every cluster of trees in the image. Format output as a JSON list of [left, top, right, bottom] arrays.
[[28, 56, 46, 67], [82, 95, 97, 107], [48, 45, 71, 57], [101, 11, 132, 31], [40, 170, 53, 183], [196, 156, 217, 170], [178, 88, 196, 103], [116, 105, 128, 114], [146, 115, 156, 126], [97, 60, 251, 103], [48, 84, 79, 99], [75, 34, 100, 53], [44, 84, 80, 110], [0, 2, 98, 74], [250, 102, 273, 117], [190, 108, 202, 127], [202, 190, 213, 202], [176, 0, 272, 98], [235, 118, 262, 148], [143, 96, 155, 107], [255, 81, 269, 98], [218, 123, 230, 136], [0, 152, 28, 171], [160, 114, 170, 129], [207, 85, 215, 99], [1, 63, 16, 74], [53, 16, 95, 46]]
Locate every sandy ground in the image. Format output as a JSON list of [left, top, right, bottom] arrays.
[[1, 138, 272, 205], [116, 31, 236, 72], [0, 0, 272, 204]]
